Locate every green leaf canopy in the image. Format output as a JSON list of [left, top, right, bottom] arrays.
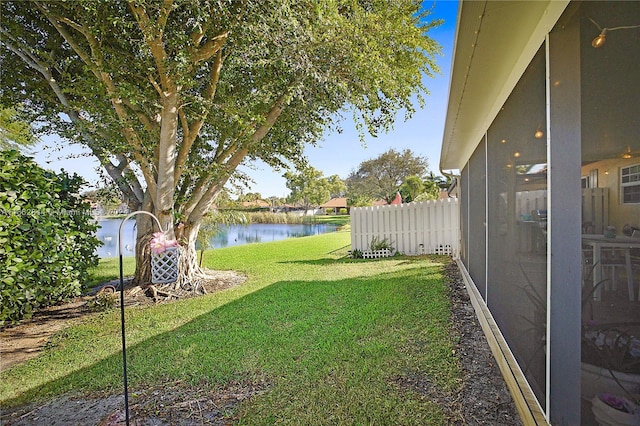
[[1, 0, 441, 263]]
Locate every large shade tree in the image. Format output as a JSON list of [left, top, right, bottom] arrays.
[[284, 165, 345, 211], [0, 0, 441, 289], [0, 107, 38, 150], [346, 148, 428, 203]]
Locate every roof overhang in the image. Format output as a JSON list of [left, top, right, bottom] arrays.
[[319, 197, 348, 208], [440, 0, 569, 172]]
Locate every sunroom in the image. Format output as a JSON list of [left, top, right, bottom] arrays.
[[441, 1, 640, 424]]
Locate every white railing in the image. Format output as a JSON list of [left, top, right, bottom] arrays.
[[350, 198, 460, 256]]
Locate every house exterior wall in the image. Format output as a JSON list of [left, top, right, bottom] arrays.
[[582, 158, 640, 230]]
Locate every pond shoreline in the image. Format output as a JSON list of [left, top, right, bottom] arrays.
[[95, 220, 341, 258]]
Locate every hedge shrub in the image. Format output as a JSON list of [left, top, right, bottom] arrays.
[[0, 150, 101, 325]]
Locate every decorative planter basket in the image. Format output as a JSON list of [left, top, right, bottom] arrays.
[[591, 396, 639, 426], [151, 246, 180, 284]]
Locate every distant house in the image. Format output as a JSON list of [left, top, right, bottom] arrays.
[[240, 199, 270, 210], [319, 197, 348, 214], [320, 198, 390, 213], [89, 202, 105, 217], [87, 201, 129, 217], [277, 203, 298, 213]]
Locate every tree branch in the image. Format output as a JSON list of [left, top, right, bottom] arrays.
[[185, 89, 291, 222], [128, 0, 174, 93], [178, 109, 190, 142], [36, 2, 156, 190], [0, 31, 47, 75], [127, 0, 181, 217], [148, 74, 164, 97], [57, 16, 90, 38], [190, 22, 208, 46], [2, 30, 148, 206], [174, 48, 225, 183], [121, 98, 157, 133], [189, 32, 228, 64], [156, 0, 174, 34], [34, 2, 101, 80]]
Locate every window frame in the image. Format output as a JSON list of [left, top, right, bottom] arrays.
[[620, 163, 640, 204]]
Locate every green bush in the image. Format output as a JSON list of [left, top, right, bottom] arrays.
[[0, 150, 101, 325], [370, 236, 394, 252], [350, 248, 363, 259]]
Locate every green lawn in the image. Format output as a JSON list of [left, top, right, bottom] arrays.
[[0, 229, 460, 424], [309, 214, 351, 226]]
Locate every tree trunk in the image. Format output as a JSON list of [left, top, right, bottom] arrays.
[[132, 209, 154, 287], [132, 209, 207, 296], [177, 221, 201, 283], [133, 231, 153, 286]]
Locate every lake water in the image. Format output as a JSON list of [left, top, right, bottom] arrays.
[[95, 219, 339, 258]]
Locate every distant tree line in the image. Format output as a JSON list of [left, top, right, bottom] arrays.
[[281, 148, 449, 208]]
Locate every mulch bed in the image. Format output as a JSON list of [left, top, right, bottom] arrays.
[[440, 261, 522, 425]]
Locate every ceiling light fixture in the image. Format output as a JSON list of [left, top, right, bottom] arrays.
[[622, 146, 633, 159], [589, 18, 640, 48], [534, 127, 544, 139]]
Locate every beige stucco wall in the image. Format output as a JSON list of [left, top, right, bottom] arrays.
[[581, 158, 640, 231]]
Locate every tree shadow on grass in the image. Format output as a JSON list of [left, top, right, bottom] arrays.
[[281, 253, 451, 266], [1, 263, 449, 426]]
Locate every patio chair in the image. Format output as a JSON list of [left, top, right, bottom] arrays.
[[601, 248, 628, 293], [582, 246, 628, 298]]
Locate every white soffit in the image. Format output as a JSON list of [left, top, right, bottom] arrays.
[[440, 0, 569, 172]]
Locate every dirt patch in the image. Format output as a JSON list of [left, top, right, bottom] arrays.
[[0, 298, 93, 372], [0, 262, 522, 425], [1, 376, 270, 426], [0, 271, 247, 373]]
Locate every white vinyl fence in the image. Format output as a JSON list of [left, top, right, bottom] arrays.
[[350, 198, 460, 256], [515, 190, 547, 218], [514, 188, 609, 233]]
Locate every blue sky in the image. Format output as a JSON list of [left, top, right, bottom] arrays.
[[33, 0, 458, 199]]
